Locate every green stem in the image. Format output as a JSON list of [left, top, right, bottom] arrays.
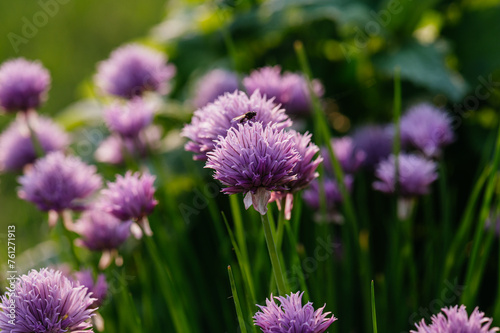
[[371, 280, 378, 333], [228, 266, 248, 333], [261, 211, 288, 296]]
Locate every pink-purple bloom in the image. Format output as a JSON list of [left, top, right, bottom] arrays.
[[73, 270, 108, 308], [352, 124, 393, 169], [104, 97, 155, 138], [411, 305, 499, 333], [95, 43, 176, 99], [253, 291, 337, 333], [193, 69, 239, 108], [206, 122, 300, 215], [74, 208, 132, 251], [100, 171, 157, 236], [0, 268, 96, 333], [373, 153, 438, 197], [0, 115, 69, 172], [286, 130, 323, 192], [18, 152, 102, 212], [0, 58, 51, 112], [182, 90, 292, 160], [243, 66, 323, 116], [324, 137, 365, 174], [401, 103, 455, 157]]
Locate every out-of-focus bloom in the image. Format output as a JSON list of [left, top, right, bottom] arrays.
[[100, 171, 157, 237], [411, 305, 499, 333], [0, 268, 95, 333], [0, 58, 51, 112], [401, 103, 455, 157], [95, 43, 176, 99], [182, 90, 292, 160], [373, 154, 438, 197], [254, 291, 337, 333], [193, 69, 239, 108], [486, 211, 500, 237], [18, 151, 102, 212], [73, 270, 108, 308], [303, 175, 353, 223], [0, 115, 69, 172], [206, 122, 300, 215], [104, 97, 155, 138], [243, 66, 323, 116], [352, 125, 393, 169], [323, 137, 365, 174], [271, 130, 323, 220]]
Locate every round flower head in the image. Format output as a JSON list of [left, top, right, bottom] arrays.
[[18, 151, 102, 212], [95, 43, 176, 99], [323, 137, 365, 174], [182, 90, 292, 160], [352, 124, 393, 169], [206, 122, 300, 215], [0, 268, 96, 333], [193, 69, 239, 108], [0, 115, 69, 172], [0, 58, 51, 112], [104, 97, 155, 138], [401, 103, 455, 157], [373, 153, 438, 197], [100, 171, 157, 237], [411, 305, 499, 333], [73, 270, 108, 308], [243, 66, 323, 116], [74, 208, 131, 251], [254, 291, 337, 333]]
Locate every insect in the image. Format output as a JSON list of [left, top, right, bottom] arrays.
[[232, 111, 257, 123]]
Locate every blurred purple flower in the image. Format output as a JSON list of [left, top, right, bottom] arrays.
[[18, 151, 102, 212], [74, 208, 131, 251], [193, 69, 239, 108], [73, 270, 108, 308], [0, 58, 51, 112], [104, 97, 155, 138], [0, 115, 69, 172], [373, 153, 438, 197], [0, 268, 96, 333], [352, 124, 393, 169], [95, 43, 176, 99], [401, 103, 455, 157], [205, 122, 300, 215], [182, 90, 292, 160], [411, 305, 499, 333], [323, 137, 365, 174], [243, 66, 323, 116], [100, 171, 157, 236], [254, 291, 337, 333]]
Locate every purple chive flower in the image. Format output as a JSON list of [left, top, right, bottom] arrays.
[[182, 90, 292, 160], [323, 137, 365, 174], [73, 270, 108, 308], [206, 122, 300, 215], [0, 58, 51, 112], [411, 305, 499, 333], [243, 66, 324, 116], [352, 124, 393, 169], [193, 69, 239, 108], [0, 115, 69, 172], [100, 171, 157, 237], [104, 97, 155, 138], [74, 208, 131, 251], [18, 151, 102, 212], [254, 291, 337, 333], [0, 268, 96, 333], [401, 103, 455, 157], [373, 153, 438, 197], [95, 43, 176, 99]]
